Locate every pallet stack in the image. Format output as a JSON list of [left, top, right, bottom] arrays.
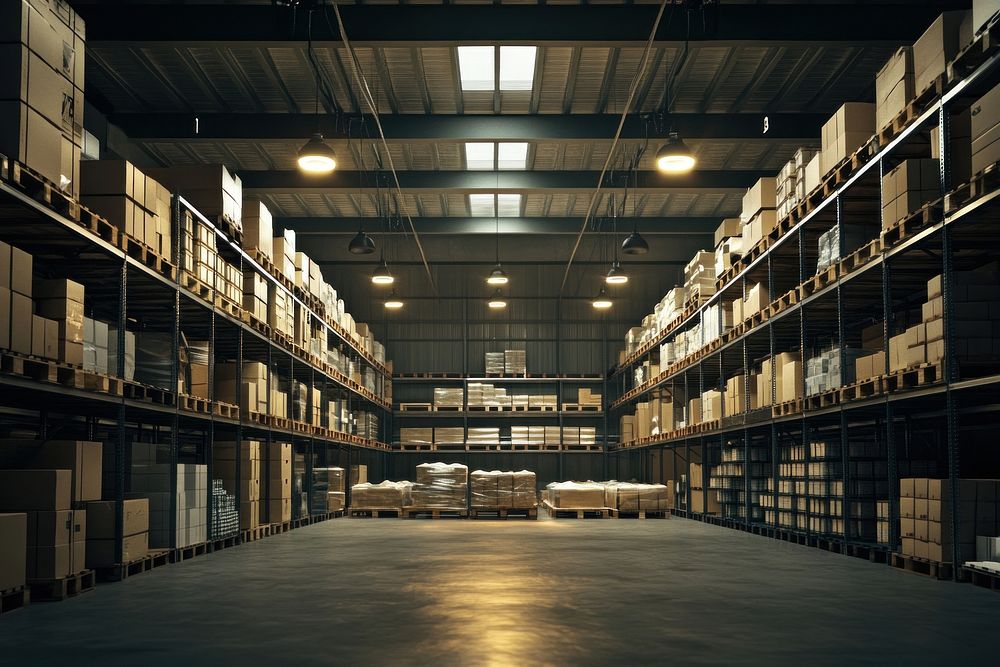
[[85, 499, 149, 568], [311, 467, 345, 513], [411, 462, 468, 509], [740, 177, 777, 251], [471, 470, 536, 511], [899, 477, 1000, 564], [130, 443, 207, 549], [263, 442, 292, 524], [80, 160, 173, 259], [213, 441, 260, 531], [351, 480, 412, 511]]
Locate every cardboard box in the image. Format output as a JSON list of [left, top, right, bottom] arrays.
[[86, 532, 148, 569], [10, 245, 31, 297], [0, 469, 72, 510], [741, 178, 777, 221], [876, 47, 913, 132], [0, 513, 27, 591], [913, 11, 973, 95], [10, 291, 31, 355], [821, 102, 875, 175], [714, 218, 741, 246], [974, 0, 1000, 34], [26, 440, 102, 502], [86, 499, 149, 538]]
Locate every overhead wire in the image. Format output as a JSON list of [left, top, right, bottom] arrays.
[[325, 1, 437, 295], [558, 0, 670, 296]]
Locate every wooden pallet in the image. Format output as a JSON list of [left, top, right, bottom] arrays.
[[771, 398, 803, 418], [839, 375, 886, 402], [880, 198, 945, 248], [119, 233, 176, 281], [95, 549, 172, 583], [214, 294, 242, 320], [765, 288, 799, 318], [180, 393, 211, 414], [561, 443, 603, 452], [799, 264, 840, 300], [403, 506, 469, 519], [242, 312, 271, 337], [468, 405, 505, 411], [890, 552, 954, 580], [947, 14, 1000, 83], [212, 400, 239, 419], [395, 372, 464, 378], [123, 381, 175, 406], [838, 238, 882, 274], [945, 161, 1000, 214], [875, 74, 946, 147], [350, 507, 402, 518], [180, 270, 213, 301], [543, 501, 611, 519], [269, 521, 292, 535], [9, 160, 80, 221], [0, 352, 59, 383], [885, 362, 943, 392], [610, 509, 670, 519], [561, 403, 602, 412], [28, 569, 96, 602], [804, 388, 841, 411], [964, 564, 1000, 592], [818, 139, 877, 199], [0, 586, 29, 616], [432, 405, 463, 412], [170, 542, 210, 562], [470, 507, 538, 520]]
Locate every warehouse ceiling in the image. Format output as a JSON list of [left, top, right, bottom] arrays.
[[73, 0, 970, 314]]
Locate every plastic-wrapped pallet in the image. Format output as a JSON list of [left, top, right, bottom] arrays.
[[433, 387, 464, 408], [471, 470, 506, 509], [210, 479, 239, 539], [467, 427, 500, 447], [411, 462, 468, 508], [545, 481, 607, 509], [312, 466, 345, 513], [512, 470, 537, 508], [351, 480, 412, 509], [615, 483, 670, 511], [504, 349, 526, 375], [485, 352, 505, 374]]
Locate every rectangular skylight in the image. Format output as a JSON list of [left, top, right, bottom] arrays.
[[498, 142, 529, 169], [497, 193, 522, 216], [458, 46, 495, 91], [469, 194, 495, 217], [465, 142, 495, 170], [499, 46, 537, 91]]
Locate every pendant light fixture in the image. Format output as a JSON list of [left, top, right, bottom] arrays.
[[371, 191, 394, 285], [605, 192, 629, 285], [298, 12, 337, 175], [621, 165, 649, 255], [486, 171, 508, 285], [384, 290, 403, 309], [487, 288, 507, 309], [348, 228, 375, 255], [654, 13, 696, 175], [592, 288, 613, 310]]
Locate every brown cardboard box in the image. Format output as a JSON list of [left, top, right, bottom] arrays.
[[889, 333, 908, 372], [10, 245, 31, 297], [86, 532, 148, 569], [876, 47, 913, 132], [350, 465, 368, 487], [86, 499, 149, 539], [714, 218, 741, 246], [27, 544, 70, 579], [0, 241, 9, 291], [822, 102, 875, 175], [901, 478, 915, 498], [266, 498, 292, 523], [11, 291, 32, 355], [902, 537, 916, 556], [0, 513, 27, 591], [0, 469, 71, 510], [26, 440, 102, 502], [240, 501, 259, 531], [0, 286, 9, 350], [900, 517, 915, 538], [913, 11, 974, 95], [900, 496, 915, 519], [741, 178, 777, 221]]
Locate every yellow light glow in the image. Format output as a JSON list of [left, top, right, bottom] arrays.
[[297, 154, 336, 174], [656, 153, 696, 173]]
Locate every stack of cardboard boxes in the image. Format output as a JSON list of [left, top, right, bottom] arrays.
[[914, 11, 974, 96], [805, 346, 866, 396], [688, 463, 720, 514], [213, 441, 260, 531], [241, 198, 273, 261], [262, 443, 292, 524], [80, 160, 173, 259], [875, 47, 913, 134], [881, 159, 940, 232], [899, 477, 1000, 563], [470, 470, 537, 510], [0, 440, 102, 580], [485, 351, 505, 374], [753, 351, 802, 407], [733, 283, 769, 325], [713, 218, 742, 279], [273, 229, 296, 287], [0, 513, 27, 593], [85, 498, 148, 568], [775, 148, 819, 220], [433, 386, 464, 409], [311, 467, 345, 513], [724, 374, 748, 416], [434, 427, 465, 447], [130, 443, 207, 549], [35, 278, 84, 366], [683, 251, 716, 307], [82, 317, 109, 374], [576, 387, 602, 408], [1, 241, 32, 356], [820, 102, 875, 177], [740, 178, 777, 251], [148, 164, 242, 234], [0, 0, 86, 197]]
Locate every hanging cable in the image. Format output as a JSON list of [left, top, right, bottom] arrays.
[[326, 2, 437, 295], [559, 0, 669, 295]]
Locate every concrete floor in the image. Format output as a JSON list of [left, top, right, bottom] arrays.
[[2, 517, 999, 666]]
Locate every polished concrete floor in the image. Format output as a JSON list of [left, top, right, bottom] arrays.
[[2, 516, 999, 665]]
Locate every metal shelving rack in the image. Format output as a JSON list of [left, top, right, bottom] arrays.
[[607, 30, 1000, 573], [0, 175, 394, 564]]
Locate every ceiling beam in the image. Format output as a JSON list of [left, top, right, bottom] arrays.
[[239, 169, 770, 193], [279, 216, 717, 235], [112, 112, 821, 141], [77, 4, 963, 45]]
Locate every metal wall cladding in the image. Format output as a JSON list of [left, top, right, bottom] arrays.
[[388, 340, 464, 374]]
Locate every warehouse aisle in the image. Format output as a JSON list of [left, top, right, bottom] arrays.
[[2, 518, 998, 665]]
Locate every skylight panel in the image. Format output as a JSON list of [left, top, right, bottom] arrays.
[[469, 193, 496, 216], [458, 46, 495, 91], [497, 193, 522, 216], [498, 142, 529, 169], [499, 46, 537, 91], [465, 143, 496, 170]]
